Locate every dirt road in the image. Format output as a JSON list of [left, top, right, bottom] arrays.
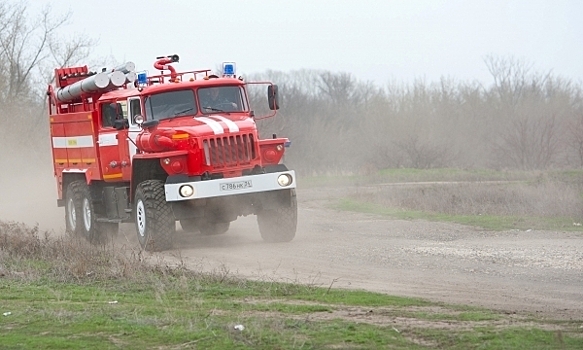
[[150, 187, 582, 320]]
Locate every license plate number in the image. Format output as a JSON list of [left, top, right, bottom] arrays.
[[220, 180, 252, 191]]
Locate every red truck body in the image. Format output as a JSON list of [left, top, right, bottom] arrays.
[[47, 56, 297, 251]]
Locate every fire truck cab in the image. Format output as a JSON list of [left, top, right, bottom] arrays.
[[47, 56, 297, 251]]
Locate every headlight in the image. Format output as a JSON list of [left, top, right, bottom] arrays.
[[179, 185, 194, 197], [277, 174, 293, 187]]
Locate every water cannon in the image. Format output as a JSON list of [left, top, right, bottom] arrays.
[[156, 54, 179, 63], [154, 54, 180, 81], [54, 62, 136, 103]]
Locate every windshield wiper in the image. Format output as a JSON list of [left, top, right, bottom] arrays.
[[203, 106, 227, 113], [174, 107, 194, 116]]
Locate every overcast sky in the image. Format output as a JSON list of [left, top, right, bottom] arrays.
[[30, 0, 583, 87]]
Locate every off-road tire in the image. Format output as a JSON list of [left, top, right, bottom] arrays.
[[257, 191, 297, 242], [134, 180, 174, 251], [65, 180, 115, 244], [65, 181, 83, 235], [199, 221, 230, 236]]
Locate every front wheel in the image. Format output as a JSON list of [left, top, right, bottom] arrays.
[[257, 190, 297, 242], [134, 180, 174, 251]]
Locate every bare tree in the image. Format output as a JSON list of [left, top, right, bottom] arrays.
[[484, 55, 534, 111], [484, 56, 571, 169], [493, 112, 560, 169], [565, 111, 583, 167], [0, 0, 96, 166], [0, 2, 95, 100]]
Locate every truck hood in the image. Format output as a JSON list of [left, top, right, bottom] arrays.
[[159, 115, 257, 137]]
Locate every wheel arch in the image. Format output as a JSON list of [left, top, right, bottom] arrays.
[[59, 171, 87, 207], [131, 158, 167, 200]]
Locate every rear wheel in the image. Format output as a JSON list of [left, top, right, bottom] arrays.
[[65, 181, 82, 235], [65, 180, 116, 244], [257, 190, 297, 242], [134, 180, 174, 251]]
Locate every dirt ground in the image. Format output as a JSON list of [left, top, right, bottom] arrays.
[[2, 176, 582, 321]]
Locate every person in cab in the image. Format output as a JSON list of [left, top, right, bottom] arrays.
[[200, 86, 238, 112]]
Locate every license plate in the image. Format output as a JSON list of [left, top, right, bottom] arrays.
[[220, 180, 253, 191]]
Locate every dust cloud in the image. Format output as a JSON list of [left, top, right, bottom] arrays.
[[0, 151, 64, 234]]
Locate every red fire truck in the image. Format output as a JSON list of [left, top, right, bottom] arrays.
[[47, 55, 297, 251]]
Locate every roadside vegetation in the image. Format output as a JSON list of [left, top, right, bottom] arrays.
[[1, 221, 582, 349], [308, 168, 583, 232]]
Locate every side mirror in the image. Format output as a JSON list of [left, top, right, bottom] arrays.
[[114, 119, 129, 130], [267, 85, 280, 110], [142, 119, 159, 130]]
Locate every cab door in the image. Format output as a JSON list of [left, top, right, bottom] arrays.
[[127, 97, 142, 156], [118, 97, 142, 181], [98, 100, 126, 182]]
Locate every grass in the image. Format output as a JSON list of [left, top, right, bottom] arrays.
[[1, 221, 582, 349], [300, 167, 540, 188], [317, 168, 583, 232], [334, 198, 583, 232]]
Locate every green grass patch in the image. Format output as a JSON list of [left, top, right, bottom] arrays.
[[376, 167, 516, 181], [412, 310, 502, 322], [334, 198, 583, 231], [300, 168, 536, 188], [2, 269, 582, 349]]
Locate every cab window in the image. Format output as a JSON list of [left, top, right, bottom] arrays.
[[198, 86, 246, 113], [101, 101, 126, 127], [144, 90, 197, 121], [129, 98, 141, 122]]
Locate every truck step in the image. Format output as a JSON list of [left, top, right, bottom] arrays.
[[96, 218, 123, 224]]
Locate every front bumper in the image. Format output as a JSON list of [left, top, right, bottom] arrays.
[[164, 170, 296, 202]]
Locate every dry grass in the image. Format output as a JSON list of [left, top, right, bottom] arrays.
[[351, 179, 583, 218], [0, 220, 181, 283]]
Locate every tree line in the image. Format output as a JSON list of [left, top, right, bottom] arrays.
[[253, 57, 583, 175]]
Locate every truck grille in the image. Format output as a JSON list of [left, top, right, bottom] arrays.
[[203, 133, 256, 168]]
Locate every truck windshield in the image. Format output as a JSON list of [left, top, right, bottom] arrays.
[[198, 86, 245, 113], [144, 90, 197, 121]]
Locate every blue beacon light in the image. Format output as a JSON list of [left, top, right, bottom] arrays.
[[137, 72, 148, 85], [222, 62, 236, 77]]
